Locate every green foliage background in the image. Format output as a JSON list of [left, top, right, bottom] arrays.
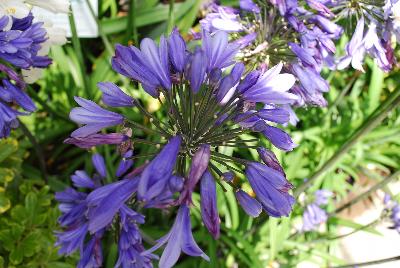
[[0, 0, 399, 267]]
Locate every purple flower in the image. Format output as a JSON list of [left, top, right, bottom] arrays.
[[112, 37, 171, 97], [289, 43, 318, 68], [71, 170, 95, 189], [186, 47, 207, 93], [98, 82, 135, 107], [55, 187, 87, 227], [55, 224, 88, 255], [86, 178, 139, 233], [302, 203, 328, 231], [246, 162, 295, 217], [69, 97, 124, 138], [257, 107, 290, 124], [314, 189, 333, 206], [240, 63, 297, 105], [200, 170, 220, 238], [240, 0, 260, 13], [146, 205, 209, 268], [261, 124, 297, 151], [257, 147, 286, 176], [77, 235, 103, 268], [216, 62, 244, 104], [302, 189, 332, 231], [0, 17, 51, 69], [235, 190, 262, 217], [64, 133, 129, 149], [291, 64, 329, 106], [1, 79, 36, 112], [389, 205, 400, 233], [115, 206, 156, 268], [179, 144, 211, 204], [202, 30, 240, 72], [337, 17, 366, 72], [364, 23, 391, 71], [92, 153, 107, 179], [305, 0, 333, 17], [0, 96, 21, 138], [116, 150, 134, 177], [201, 6, 243, 33], [309, 15, 343, 38], [138, 136, 182, 202], [234, 32, 258, 49], [168, 28, 187, 73]]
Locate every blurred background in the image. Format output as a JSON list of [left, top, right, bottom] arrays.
[[0, 0, 399, 267]]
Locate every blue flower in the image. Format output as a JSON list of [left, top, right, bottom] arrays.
[[235, 189, 262, 218], [146, 205, 209, 268], [246, 162, 295, 217], [98, 82, 135, 107], [137, 136, 181, 203], [200, 170, 220, 238], [240, 63, 297, 105], [70, 97, 124, 138], [302, 190, 332, 231]]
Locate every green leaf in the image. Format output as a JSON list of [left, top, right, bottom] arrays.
[[21, 231, 41, 257], [0, 139, 18, 163], [0, 229, 15, 251], [0, 191, 11, 214], [10, 246, 24, 265], [329, 217, 382, 236], [25, 192, 38, 225]]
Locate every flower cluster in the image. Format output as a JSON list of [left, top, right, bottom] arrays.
[[336, 0, 399, 72], [200, 0, 400, 109], [302, 189, 332, 232], [63, 29, 298, 267], [0, 0, 68, 138], [201, 0, 342, 107], [56, 152, 158, 268]]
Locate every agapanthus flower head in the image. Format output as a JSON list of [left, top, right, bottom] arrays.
[[55, 152, 155, 267], [0, 2, 68, 139], [66, 28, 297, 267], [200, 0, 341, 108]]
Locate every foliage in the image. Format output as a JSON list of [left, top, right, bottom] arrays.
[[0, 0, 399, 267], [0, 138, 75, 268]]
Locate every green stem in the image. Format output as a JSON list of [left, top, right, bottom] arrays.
[[332, 170, 400, 215], [330, 255, 400, 268], [19, 120, 48, 182], [294, 90, 400, 197], [85, 0, 114, 56], [167, 0, 175, 33], [126, 0, 138, 44], [326, 74, 359, 116], [68, 11, 92, 99]]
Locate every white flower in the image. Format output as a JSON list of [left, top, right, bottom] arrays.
[[25, 0, 70, 14], [22, 19, 67, 84], [0, 0, 31, 29]]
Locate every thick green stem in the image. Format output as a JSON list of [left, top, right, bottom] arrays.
[[68, 12, 92, 99], [330, 255, 400, 268], [85, 0, 114, 56], [294, 90, 400, 197], [167, 0, 175, 33], [126, 0, 138, 44], [332, 170, 400, 215]]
